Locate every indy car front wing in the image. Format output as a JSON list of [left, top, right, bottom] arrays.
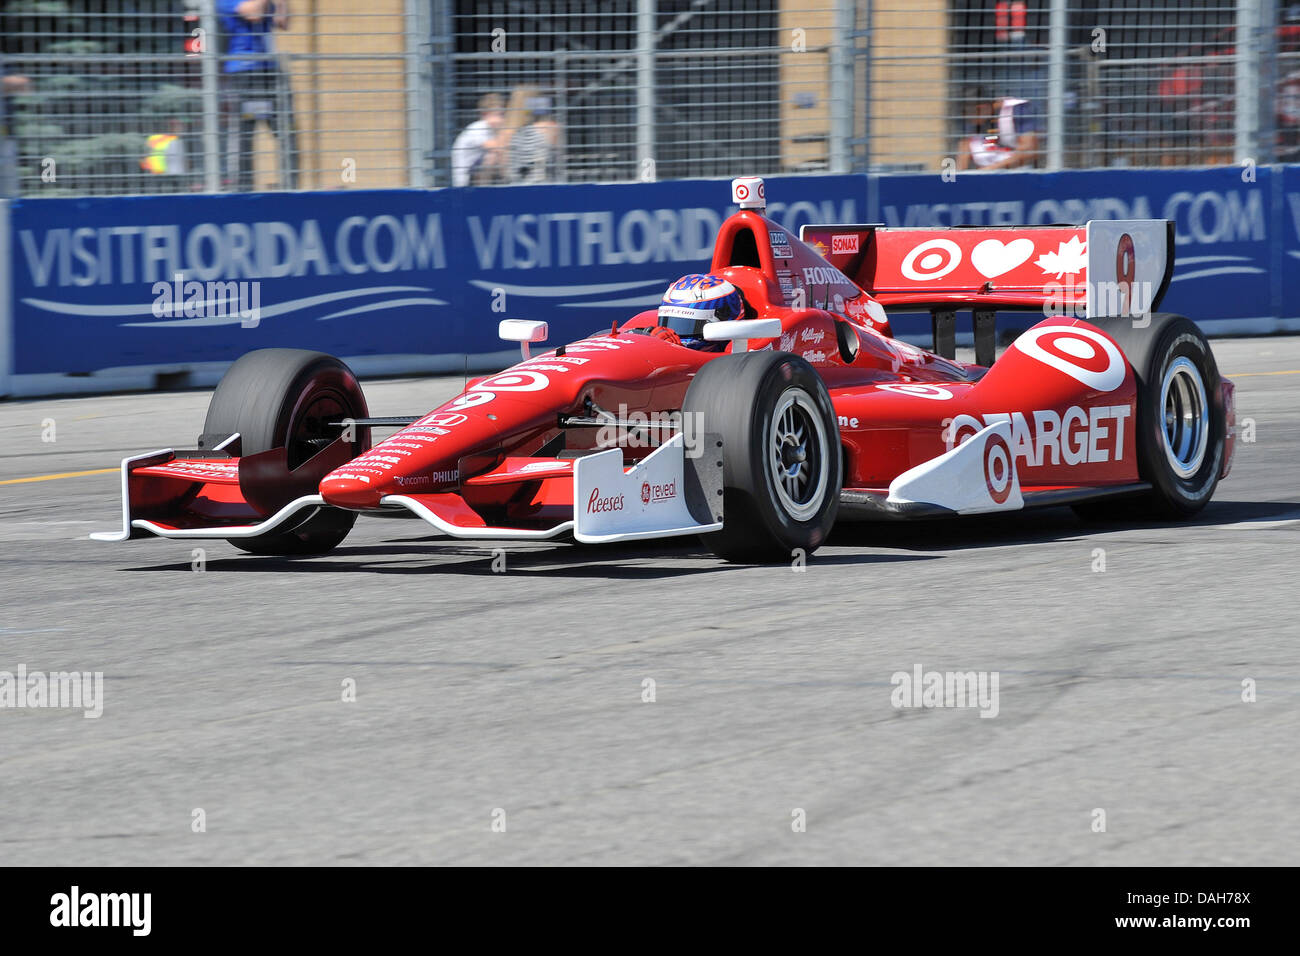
[[93, 434, 725, 546]]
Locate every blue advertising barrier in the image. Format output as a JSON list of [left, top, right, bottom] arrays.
[[0, 176, 864, 395], [2, 167, 1298, 397], [869, 164, 1288, 339]]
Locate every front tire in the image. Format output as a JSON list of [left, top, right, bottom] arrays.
[[683, 351, 841, 562], [203, 348, 369, 555]]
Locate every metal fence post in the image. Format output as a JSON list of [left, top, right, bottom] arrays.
[[556, 51, 569, 184], [1236, 0, 1263, 165], [829, 0, 853, 174], [405, 0, 433, 188], [429, 0, 453, 188], [636, 0, 655, 180], [0, 198, 11, 397], [862, 0, 872, 173], [1260, 0, 1279, 165], [199, 0, 221, 193], [0, 47, 14, 197], [1046, 0, 1067, 170]]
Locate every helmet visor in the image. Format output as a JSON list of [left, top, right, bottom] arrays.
[[657, 303, 715, 338]]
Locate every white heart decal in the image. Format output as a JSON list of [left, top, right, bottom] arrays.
[[971, 238, 1035, 278]]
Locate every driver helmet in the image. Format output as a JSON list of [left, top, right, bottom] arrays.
[[657, 274, 746, 348]]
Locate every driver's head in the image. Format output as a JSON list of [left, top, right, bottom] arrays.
[[657, 274, 745, 348]]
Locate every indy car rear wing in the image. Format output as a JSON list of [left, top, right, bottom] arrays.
[[800, 220, 1175, 364]]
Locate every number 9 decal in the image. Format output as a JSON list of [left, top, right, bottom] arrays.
[[1116, 232, 1135, 316]]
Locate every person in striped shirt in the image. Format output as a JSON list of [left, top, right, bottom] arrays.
[[507, 96, 563, 185]]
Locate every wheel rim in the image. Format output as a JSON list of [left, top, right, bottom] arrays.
[[768, 387, 830, 521], [1160, 356, 1209, 479], [287, 386, 351, 470]]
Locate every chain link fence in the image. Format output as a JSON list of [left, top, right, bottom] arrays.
[[1, 0, 417, 196], [0, 1, 1291, 198], [866, 0, 1283, 172], [433, 0, 850, 185]]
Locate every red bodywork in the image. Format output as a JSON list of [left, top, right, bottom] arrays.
[[103, 203, 1234, 540]]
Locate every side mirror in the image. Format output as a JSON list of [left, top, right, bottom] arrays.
[[702, 318, 782, 353], [498, 319, 549, 360]]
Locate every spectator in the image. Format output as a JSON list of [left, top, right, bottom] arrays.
[[450, 93, 505, 186], [218, 0, 297, 191], [1, 72, 27, 95], [487, 85, 540, 182], [956, 89, 1041, 171], [507, 96, 562, 184], [956, 88, 1000, 170]]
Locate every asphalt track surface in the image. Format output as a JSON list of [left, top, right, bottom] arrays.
[[1, 336, 1297, 866]]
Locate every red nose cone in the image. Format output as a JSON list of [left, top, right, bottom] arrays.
[[320, 471, 385, 509]]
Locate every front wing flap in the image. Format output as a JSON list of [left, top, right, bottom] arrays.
[[90, 449, 330, 542], [95, 433, 725, 545]]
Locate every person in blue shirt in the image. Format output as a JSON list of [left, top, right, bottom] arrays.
[[218, 0, 298, 190]]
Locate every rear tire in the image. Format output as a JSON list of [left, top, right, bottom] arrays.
[[1073, 315, 1223, 521], [683, 351, 841, 562], [204, 348, 369, 555]]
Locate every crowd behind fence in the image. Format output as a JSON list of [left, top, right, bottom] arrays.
[[0, 0, 1290, 199]]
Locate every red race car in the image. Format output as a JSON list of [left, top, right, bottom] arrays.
[[95, 177, 1235, 562]]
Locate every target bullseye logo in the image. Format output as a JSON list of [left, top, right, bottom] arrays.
[[875, 383, 954, 400], [1013, 325, 1126, 392], [484, 370, 549, 391], [731, 177, 765, 207], [901, 239, 962, 282], [983, 432, 1014, 504], [449, 369, 551, 410]]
